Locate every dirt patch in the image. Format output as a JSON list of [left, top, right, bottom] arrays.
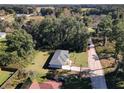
[[100, 58, 116, 74]]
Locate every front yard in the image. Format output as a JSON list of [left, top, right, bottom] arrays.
[[70, 52, 88, 67]]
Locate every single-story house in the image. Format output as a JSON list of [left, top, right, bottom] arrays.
[[49, 50, 69, 68], [16, 14, 31, 17], [20, 78, 62, 89], [0, 32, 6, 39], [29, 80, 62, 89]]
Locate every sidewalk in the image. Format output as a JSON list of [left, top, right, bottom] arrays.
[[62, 65, 90, 72]]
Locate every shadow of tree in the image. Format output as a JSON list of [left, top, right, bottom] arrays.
[[105, 71, 124, 89], [60, 75, 92, 89], [41, 69, 92, 89]]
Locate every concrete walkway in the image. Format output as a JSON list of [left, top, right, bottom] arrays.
[[88, 39, 107, 89], [62, 65, 90, 72]]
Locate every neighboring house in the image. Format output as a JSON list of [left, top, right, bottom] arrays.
[[16, 14, 31, 17], [21, 78, 61, 89], [0, 17, 5, 20], [49, 50, 69, 69], [29, 80, 62, 89], [0, 32, 6, 39]]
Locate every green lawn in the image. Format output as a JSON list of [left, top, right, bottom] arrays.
[[24, 51, 50, 82], [0, 70, 12, 86], [70, 52, 88, 67]]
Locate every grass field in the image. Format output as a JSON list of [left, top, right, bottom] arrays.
[[26, 16, 44, 23], [24, 51, 50, 82], [70, 52, 88, 67], [0, 70, 12, 86], [25, 51, 49, 72]]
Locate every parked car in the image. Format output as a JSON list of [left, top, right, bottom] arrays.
[[88, 44, 94, 49], [58, 75, 68, 82]]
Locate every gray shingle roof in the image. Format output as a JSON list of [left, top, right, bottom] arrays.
[[49, 50, 69, 67]]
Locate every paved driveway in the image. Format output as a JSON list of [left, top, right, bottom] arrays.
[[88, 39, 107, 89]]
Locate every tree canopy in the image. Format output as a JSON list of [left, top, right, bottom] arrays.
[[6, 29, 34, 58], [24, 16, 89, 52]]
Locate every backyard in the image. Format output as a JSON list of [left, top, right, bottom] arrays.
[[24, 51, 50, 83], [0, 70, 12, 86], [70, 52, 88, 67]]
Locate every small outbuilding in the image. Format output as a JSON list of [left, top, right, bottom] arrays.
[[49, 50, 69, 68]]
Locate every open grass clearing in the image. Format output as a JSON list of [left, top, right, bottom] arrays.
[[25, 51, 49, 72], [26, 16, 44, 23], [70, 52, 88, 67], [24, 51, 50, 82]]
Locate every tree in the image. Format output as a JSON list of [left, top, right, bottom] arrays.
[[83, 16, 93, 27], [0, 52, 20, 66], [111, 19, 124, 63], [55, 7, 71, 17], [25, 16, 89, 52], [55, 8, 64, 17], [71, 8, 82, 14], [40, 8, 54, 16], [97, 15, 112, 46], [110, 19, 124, 79], [6, 29, 34, 58], [0, 20, 12, 32]]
